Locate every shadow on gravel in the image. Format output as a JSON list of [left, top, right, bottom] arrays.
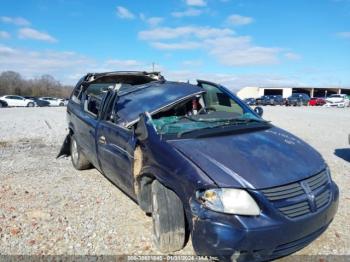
[[334, 148, 350, 162]]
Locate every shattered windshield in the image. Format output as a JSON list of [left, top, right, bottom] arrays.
[[150, 82, 268, 138], [152, 112, 265, 137]]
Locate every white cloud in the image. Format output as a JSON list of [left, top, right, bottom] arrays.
[[182, 60, 203, 66], [151, 41, 201, 50], [18, 28, 57, 43], [165, 70, 301, 91], [147, 17, 163, 27], [0, 45, 89, 80], [336, 31, 350, 38], [104, 59, 145, 68], [0, 16, 30, 26], [0, 44, 149, 84], [116, 6, 135, 19], [0, 44, 17, 55], [205, 36, 280, 65], [140, 25, 281, 66], [171, 8, 203, 17], [0, 31, 11, 39], [0, 44, 307, 88], [226, 14, 254, 26], [284, 52, 302, 60], [139, 15, 163, 27], [186, 0, 206, 7], [139, 26, 234, 40]]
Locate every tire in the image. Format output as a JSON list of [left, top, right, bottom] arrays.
[[151, 180, 186, 253], [297, 101, 302, 106], [0, 103, 2, 108], [70, 134, 91, 170], [59, 102, 64, 106], [27, 102, 35, 107]]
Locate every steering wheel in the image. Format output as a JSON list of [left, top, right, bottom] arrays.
[[198, 106, 217, 114]]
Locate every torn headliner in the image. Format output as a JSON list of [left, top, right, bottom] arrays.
[[85, 71, 163, 86], [114, 81, 204, 127]]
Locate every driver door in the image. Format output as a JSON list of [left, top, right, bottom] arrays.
[[96, 94, 137, 198]]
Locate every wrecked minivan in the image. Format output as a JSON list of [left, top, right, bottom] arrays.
[[58, 71, 339, 261]]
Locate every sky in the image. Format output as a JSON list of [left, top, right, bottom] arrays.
[[0, 0, 349, 90]]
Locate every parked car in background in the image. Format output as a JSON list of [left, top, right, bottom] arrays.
[[0, 95, 35, 107], [256, 95, 284, 106], [243, 98, 256, 106], [0, 99, 8, 108], [255, 95, 268, 105], [39, 97, 65, 106], [285, 93, 310, 106], [308, 97, 326, 106], [58, 71, 338, 262], [63, 98, 69, 106], [324, 94, 350, 108], [23, 96, 50, 107]]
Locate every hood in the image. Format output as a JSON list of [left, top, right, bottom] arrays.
[[168, 126, 325, 189]]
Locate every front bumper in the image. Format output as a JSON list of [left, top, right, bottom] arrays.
[[190, 182, 339, 261], [325, 102, 345, 107]]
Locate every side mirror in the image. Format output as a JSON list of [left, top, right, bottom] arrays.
[[254, 106, 263, 117]]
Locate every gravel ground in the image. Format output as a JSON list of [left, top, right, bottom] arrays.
[[0, 106, 349, 260]]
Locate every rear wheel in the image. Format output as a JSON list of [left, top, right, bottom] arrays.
[[27, 102, 35, 107], [70, 135, 91, 170], [59, 102, 64, 106], [151, 180, 186, 253]]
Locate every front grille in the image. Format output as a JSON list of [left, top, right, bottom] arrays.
[[261, 170, 331, 219], [261, 182, 304, 201], [316, 189, 331, 208], [279, 201, 310, 218]]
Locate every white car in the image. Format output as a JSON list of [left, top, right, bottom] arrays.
[[324, 94, 350, 108], [39, 97, 65, 106], [0, 95, 35, 107]]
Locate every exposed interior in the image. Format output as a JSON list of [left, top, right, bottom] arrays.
[[72, 76, 259, 136], [150, 86, 256, 135], [92, 75, 159, 86]]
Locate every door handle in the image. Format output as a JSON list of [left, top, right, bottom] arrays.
[[98, 136, 106, 144]]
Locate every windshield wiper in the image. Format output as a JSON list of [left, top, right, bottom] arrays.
[[185, 116, 268, 124], [177, 118, 270, 138]]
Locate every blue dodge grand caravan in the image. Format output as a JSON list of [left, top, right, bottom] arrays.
[[58, 71, 339, 261]]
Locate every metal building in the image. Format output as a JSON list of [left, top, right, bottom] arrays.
[[236, 86, 350, 99]]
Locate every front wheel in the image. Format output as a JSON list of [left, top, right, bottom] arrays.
[[151, 180, 186, 253], [27, 102, 35, 107], [70, 134, 91, 170]]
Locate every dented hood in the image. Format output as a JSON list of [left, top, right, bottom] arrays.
[[168, 127, 325, 189]]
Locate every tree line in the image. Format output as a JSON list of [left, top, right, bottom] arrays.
[[0, 71, 73, 98]]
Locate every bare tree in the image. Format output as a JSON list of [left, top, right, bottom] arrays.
[[0, 71, 73, 98]]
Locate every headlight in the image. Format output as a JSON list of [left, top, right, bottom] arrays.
[[196, 188, 260, 216]]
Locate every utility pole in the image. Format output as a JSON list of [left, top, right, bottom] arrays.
[[152, 62, 155, 72]]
